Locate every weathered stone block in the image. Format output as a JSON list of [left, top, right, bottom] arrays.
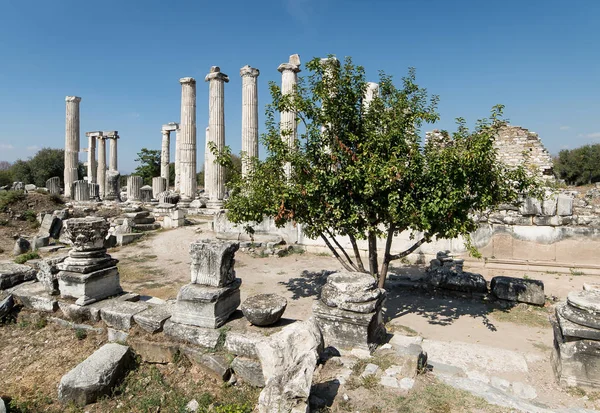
[[442, 272, 488, 294], [39, 214, 62, 239], [542, 196, 558, 216], [182, 347, 231, 380], [557, 194, 573, 216], [100, 301, 149, 330], [556, 305, 600, 341], [0, 262, 36, 289], [133, 304, 172, 333], [171, 280, 241, 328], [313, 300, 385, 351], [162, 320, 221, 349], [241, 294, 287, 326], [128, 338, 179, 364], [552, 323, 600, 388], [12, 282, 58, 312], [231, 357, 265, 387], [519, 197, 542, 216], [36, 255, 67, 295], [189, 239, 239, 286], [58, 343, 133, 405], [12, 237, 30, 256], [490, 276, 545, 306], [0, 293, 14, 319], [224, 331, 264, 358], [58, 266, 122, 305]]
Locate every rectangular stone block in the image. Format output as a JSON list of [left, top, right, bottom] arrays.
[[162, 320, 220, 349], [552, 322, 600, 388], [542, 196, 558, 216], [128, 338, 180, 364], [100, 301, 149, 330], [0, 263, 37, 289], [557, 194, 573, 216], [225, 331, 264, 358], [133, 304, 172, 333], [189, 239, 239, 286], [58, 266, 122, 305], [519, 197, 542, 216], [490, 276, 545, 306], [171, 281, 240, 328], [313, 300, 385, 351], [12, 282, 58, 312]]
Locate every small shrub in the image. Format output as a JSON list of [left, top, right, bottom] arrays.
[[14, 252, 40, 264], [0, 190, 26, 212], [22, 209, 37, 222], [75, 328, 87, 340], [35, 316, 48, 329], [49, 193, 65, 204]]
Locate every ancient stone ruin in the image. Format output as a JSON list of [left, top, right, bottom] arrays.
[[171, 239, 241, 328]]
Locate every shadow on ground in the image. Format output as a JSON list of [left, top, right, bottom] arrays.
[[279, 264, 501, 331]]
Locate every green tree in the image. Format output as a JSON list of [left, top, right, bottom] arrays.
[[218, 56, 538, 287], [10, 148, 68, 187], [554, 144, 600, 185], [134, 148, 161, 185]]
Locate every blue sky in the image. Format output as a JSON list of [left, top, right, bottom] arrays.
[[0, 0, 598, 174]]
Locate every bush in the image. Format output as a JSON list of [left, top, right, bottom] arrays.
[[0, 190, 26, 212], [0, 169, 14, 186], [14, 252, 40, 264], [554, 144, 600, 185]]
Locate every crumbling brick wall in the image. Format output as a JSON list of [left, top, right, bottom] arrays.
[[494, 125, 554, 177]]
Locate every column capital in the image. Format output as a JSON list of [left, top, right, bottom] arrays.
[[104, 131, 119, 139], [240, 65, 260, 78], [66, 96, 81, 103], [179, 77, 196, 85], [162, 122, 179, 132], [205, 66, 229, 83], [278, 54, 301, 73]]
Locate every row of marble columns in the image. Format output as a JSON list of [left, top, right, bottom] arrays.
[[85, 131, 120, 199]]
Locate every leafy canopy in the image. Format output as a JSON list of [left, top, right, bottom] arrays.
[[218, 56, 537, 286], [134, 148, 161, 185]]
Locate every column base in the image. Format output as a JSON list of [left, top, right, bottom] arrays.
[[206, 200, 224, 210], [178, 196, 192, 208]]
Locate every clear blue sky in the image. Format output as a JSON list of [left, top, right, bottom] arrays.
[[1, 0, 598, 174]]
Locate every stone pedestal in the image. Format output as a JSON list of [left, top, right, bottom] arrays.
[[152, 177, 167, 199], [313, 271, 386, 351], [46, 177, 61, 195], [72, 180, 90, 202], [57, 218, 122, 305], [104, 171, 121, 201], [553, 290, 600, 388], [171, 239, 241, 329], [240, 65, 259, 177], [205, 67, 229, 209], [127, 176, 142, 202], [64, 96, 81, 198], [140, 185, 153, 202]]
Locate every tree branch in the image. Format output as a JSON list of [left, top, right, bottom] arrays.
[[388, 237, 428, 261], [348, 233, 366, 272], [325, 229, 360, 272], [320, 233, 355, 272]]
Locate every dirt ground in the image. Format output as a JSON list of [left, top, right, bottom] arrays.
[[109, 224, 600, 411]]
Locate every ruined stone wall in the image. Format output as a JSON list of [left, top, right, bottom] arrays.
[[494, 125, 554, 177], [426, 125, 555, 178]]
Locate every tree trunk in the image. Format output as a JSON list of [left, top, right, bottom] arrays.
[[378, 226, 395, 288], [348, 233, 366, 272], [368, 231, 378, 276]]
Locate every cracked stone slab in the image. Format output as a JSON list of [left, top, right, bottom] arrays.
[[100, 301, 149, 330], [133, 304, 172, 333]]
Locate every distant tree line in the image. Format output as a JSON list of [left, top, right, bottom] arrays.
[[0, 148, 84, 187], [554, 143, 600, 185]]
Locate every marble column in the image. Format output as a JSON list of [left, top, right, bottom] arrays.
[[277, 55, 301, 178], [127, 175, 143, 202], [106, 131, 119, 171], [152, 177, 167, 199], [178, 77, 197, 204], [96, 136, 107, 199], [204, 126, 210, 193], [364, 82, 379, 109], [174, 128, 181, 192], [240, 65, 260, 177], [319, 57, 339, 154], [64, 96, 81, 198], [85, 131, 99, 183], [205, 67, 229, 209], [161, 129, 170, 186]]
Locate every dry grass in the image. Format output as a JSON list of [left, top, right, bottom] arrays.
[[490, 303, 551, 328]]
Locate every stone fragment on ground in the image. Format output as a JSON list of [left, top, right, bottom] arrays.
[[491, 276, 545, 305], [100, 301, 149, 330], [183, 347, 231, 380], [11, 281, 58, 312], [231, 356, 265, 387], [256, 319, 324, 413], [13, 237, 31, 255], [162, 320, 220, 349], [133, 304, 172, 333], [35, 255, 67, 295], [0, 397, 5, 413], [241, 293, 287, 326], [0, 262, 36, 289], [360, 363, 379, 377], [0, 293, 14, 319], [224, 331, 264, 358], [58, 343, 133, 406]]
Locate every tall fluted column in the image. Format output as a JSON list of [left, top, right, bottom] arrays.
[[107, 131, 119, 171], [97, 136, 107, 199], [205, 67, 229, 209], [85, 132, 98, 183], [204, 127, 210, 192], [240, 65, 260, 177], [364, 82, 379, 109], [64, 96, 81, 198], [174, 128, 181, 192], [277, 55, 301, 178], [178, 77, 197, 205], [161, 130, 170, 186]]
